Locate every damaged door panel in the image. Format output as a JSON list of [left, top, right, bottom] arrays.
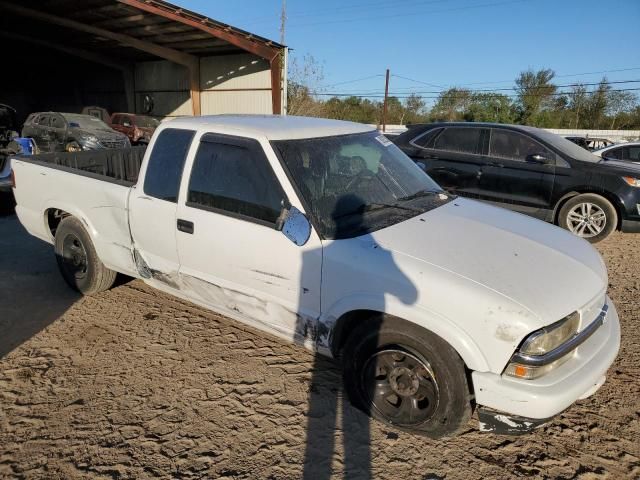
[[175, 133, 322, 342]]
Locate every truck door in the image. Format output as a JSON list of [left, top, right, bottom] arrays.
[[175, 132, 322, 339], [129, 127, 196, 278]]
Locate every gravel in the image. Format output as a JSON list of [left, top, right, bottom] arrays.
[[1, 213, 638, 479]]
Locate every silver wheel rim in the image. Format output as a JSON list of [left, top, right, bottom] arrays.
[[566, 202, 606, 238]]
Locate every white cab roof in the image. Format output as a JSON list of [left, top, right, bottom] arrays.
[[164, 114, 375, 140]]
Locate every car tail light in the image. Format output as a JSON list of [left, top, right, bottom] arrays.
[[10, 169, 15, 188]]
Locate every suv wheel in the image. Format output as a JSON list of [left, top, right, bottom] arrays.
[[558, 193, 617, 243]]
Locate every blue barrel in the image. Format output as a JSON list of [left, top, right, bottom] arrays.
[[15, 137, 34, 155]]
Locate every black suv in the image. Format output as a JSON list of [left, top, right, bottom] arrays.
[[22, 112, 130, 153], [394, 122, 640, 242]]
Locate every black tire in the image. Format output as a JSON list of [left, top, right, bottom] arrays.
[[54, 216, 117, 295], [558, 193, 617, 243], [342, 315, 472, 438]]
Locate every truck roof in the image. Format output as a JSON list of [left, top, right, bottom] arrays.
[[165, 114, 375, 140]]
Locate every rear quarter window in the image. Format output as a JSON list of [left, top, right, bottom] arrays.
[[143, 128, 195, 202]]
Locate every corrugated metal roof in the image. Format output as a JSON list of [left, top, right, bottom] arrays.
[[0, 0, 284, 62]]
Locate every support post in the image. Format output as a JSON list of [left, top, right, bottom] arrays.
[[382, 68, 390, 133], [123, 68, 135, 112], [270, 54, 282, 115], [189, 60, 201, 116]]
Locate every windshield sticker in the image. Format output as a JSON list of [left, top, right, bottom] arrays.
[[375, 135, 393, 147]]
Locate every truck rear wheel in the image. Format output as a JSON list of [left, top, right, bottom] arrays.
[[342, 315, 472, 438], [54, 216, 116, 295]]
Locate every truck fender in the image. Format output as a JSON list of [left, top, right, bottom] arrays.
[[320, 293, 490, 372]]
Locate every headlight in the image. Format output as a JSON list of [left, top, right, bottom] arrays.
[[622, 176, 640, 187], [79, 135, 99, 145], [504, 312, 580, 380]]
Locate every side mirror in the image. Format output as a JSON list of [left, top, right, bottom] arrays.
[[277, 205, 311, 246], [526, 153, 551, 164]]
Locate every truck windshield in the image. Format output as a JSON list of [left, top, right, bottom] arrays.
[[273, 131, 451, 239]]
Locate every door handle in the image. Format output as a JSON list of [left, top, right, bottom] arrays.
[[488, 161, 504, 168], [177, 219, 194, 234]]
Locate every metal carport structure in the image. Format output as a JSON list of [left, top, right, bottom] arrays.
[[0, 0, 286, 119]]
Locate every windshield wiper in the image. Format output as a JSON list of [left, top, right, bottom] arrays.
[[397, 189, 444, 202], [362, 202, 420, 213], [333, 202, 419, 220]]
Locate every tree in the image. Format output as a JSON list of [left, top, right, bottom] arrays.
[[464, 93, 515, 123], [286, 54, 325, 117], [430, 88, 472, 121], [568, 84, 588, 128], [607, 90, 637, 129], [584, 78, 610, 129], [515, 68, 557, 125], [404, 93, 428, 124]]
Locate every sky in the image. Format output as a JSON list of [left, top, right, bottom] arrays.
[[173, 0, 640, 101]]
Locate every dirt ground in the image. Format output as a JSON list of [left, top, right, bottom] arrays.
[[1, 203, 639, 479]]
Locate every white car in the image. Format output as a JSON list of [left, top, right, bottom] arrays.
[[594, 141, 640, 165], [10, 115, 620, 437]]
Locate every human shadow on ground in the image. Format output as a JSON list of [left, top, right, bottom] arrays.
[[297, 194, 418, 479]]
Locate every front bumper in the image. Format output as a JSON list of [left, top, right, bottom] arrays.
[[472, 296, 620, 423], [621, 219, 640, 233], [0, 176, 11, 191], [477, 407, 556, 434]]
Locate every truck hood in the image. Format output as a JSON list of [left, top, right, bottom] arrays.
[[370, 197, 607, 328], [71, 127, 127, 141]]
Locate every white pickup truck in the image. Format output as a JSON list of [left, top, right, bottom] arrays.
[[11, 115, 620, 437]]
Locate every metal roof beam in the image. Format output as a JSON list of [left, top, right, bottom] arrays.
[[116, 0, 281, 60], [68, 3, 129, 19], [0, 30, 132, 72], [0, 1, 198, 69]]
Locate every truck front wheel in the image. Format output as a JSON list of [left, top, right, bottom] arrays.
[[342, 316, 472, 438], [54, 216, 116, 295]]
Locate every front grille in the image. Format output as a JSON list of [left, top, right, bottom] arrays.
[[99, 139, 127, 149], [580, 292, 607, 329]]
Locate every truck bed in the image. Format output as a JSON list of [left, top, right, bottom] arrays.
[[11, 148, 145, 278], [19, 146, 146, 186]]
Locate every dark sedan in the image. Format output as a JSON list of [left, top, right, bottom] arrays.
[[22, 112, 130, 153], [393, 122, 640, 242]]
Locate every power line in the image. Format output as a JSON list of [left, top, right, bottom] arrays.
[[391, 74, 445, 89], [310, 87, 640, 100], [242, 0, 459, 26], [455, 66, 640, 87], [309, 67, 640, 95], [317, 74, 385, 89], [287, 0, 527, 29], [311, 79, 640, 97]]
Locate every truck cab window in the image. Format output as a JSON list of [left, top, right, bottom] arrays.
[[143, 128, 195, 202], [187, 137, 285, 226]]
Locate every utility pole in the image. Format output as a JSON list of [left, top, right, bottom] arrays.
[[280, 0, 286, 45], [382, 68, 390, 132]]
